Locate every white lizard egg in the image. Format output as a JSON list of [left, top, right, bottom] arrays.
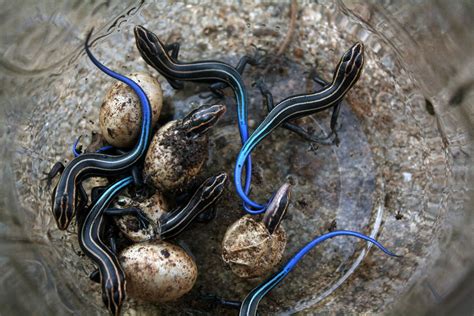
[[113, 192, 169, 242], [144, 120, 208, 192], [222, 215, 287, 278], [99, 72, 163, 148], [119, 241, 198, 303]]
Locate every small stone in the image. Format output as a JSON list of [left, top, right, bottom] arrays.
[[293, 47, 304, 59]]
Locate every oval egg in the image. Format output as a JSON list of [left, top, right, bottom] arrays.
[[222, 215, 287, 278], [113, 191, 169, 242], [144, 120, 208, 192], [120, 241, 198, 303], [99, 72, 163, 148]]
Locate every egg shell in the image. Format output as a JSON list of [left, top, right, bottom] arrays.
[[79, 177, 110, 204], [144, 120, 208, 192], [114, 192, 169, 242], [120, 241, 197, 303], [222, 215, 287, 278], [99, 72, 163, 148]]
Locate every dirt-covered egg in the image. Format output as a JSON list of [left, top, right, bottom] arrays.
[[144, 104, 226, 192], [113, 192, 168, 242], [119, 241, 197, 303], [222, 183, 291, 278], [159, 172, 228, 239], [99, 72, 163, 148], [115, 172, 227, 243]]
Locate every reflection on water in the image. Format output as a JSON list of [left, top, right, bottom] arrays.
[[0, 1, 472, 315]]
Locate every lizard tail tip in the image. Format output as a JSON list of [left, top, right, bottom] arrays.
[[85, 28, 94, 47]]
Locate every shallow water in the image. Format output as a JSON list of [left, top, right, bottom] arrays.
[[1, 1, 473, 315]]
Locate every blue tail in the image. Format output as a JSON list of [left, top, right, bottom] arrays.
[[284, 230, 400, 273]]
